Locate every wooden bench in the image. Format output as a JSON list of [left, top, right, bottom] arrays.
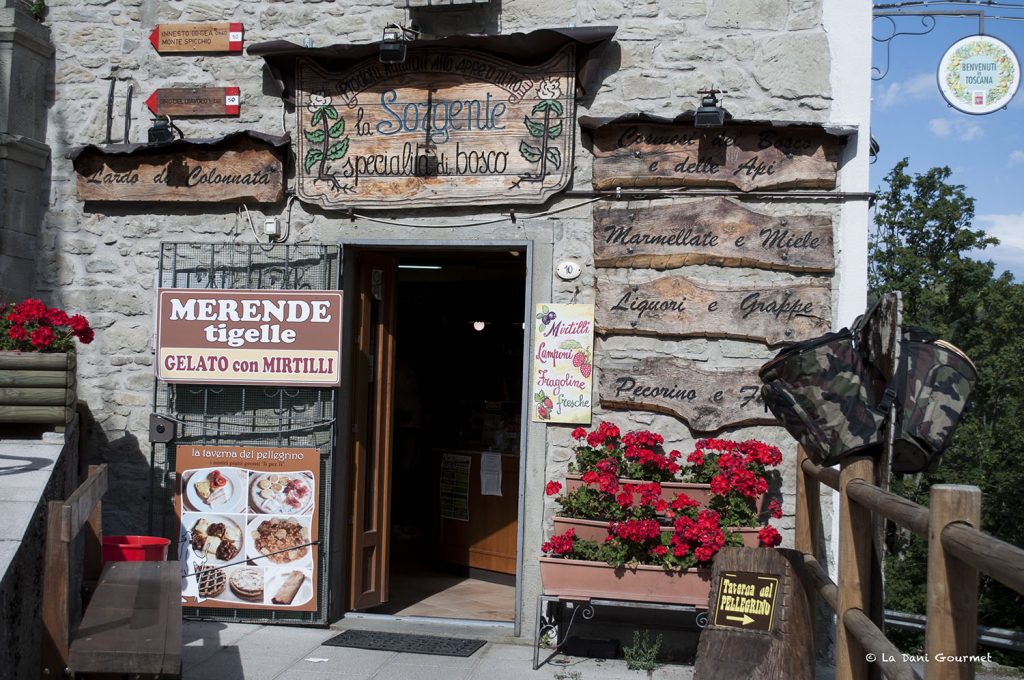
[[40, 465, 182, 679]]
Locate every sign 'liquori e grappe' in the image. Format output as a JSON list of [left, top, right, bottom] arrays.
[[155, 289, 343, 386]]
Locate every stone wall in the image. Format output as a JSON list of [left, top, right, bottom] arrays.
[[31, 0, 867, 634]]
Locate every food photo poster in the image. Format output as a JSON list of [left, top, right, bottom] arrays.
[[175, 445, 320, 612]]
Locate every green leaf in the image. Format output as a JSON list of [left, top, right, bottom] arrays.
[[304, 129, 325, 144], [520, 141, 542, 163], [532, 99, 564, 116], [524, 116, 546, 138], [310, 109, 323, 127], [534, 391, 545, 402], [545, 147, 562, 171], [559, 340, 582, 350], [326, 138, 349, 161], [328, 118, 345, 138], [532, 101, 549, 115], [548, 100, 564, 116], [323, 106, 339, 120], [547, 122, 563, 139], [303, 149, 323, 173], [542, 305, 550, 313]]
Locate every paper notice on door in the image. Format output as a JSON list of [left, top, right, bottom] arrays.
[[480, 452, 503, 496], [440, 454, 471, 521]]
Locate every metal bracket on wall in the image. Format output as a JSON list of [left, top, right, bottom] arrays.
[[871, 8, 986, 81]]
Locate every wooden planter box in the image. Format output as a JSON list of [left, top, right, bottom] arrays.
[[565, 474, 712, 508], [539, 556, 712, 605], [552, 516, 764, 547], [0, 351, 77, 425]]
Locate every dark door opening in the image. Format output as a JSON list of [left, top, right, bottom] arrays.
[[368, 248, 527, 622]]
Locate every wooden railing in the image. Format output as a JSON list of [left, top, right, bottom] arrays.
[[795, 447, 1024, 680]]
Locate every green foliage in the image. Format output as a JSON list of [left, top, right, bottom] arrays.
[[623, 630, 662, 672], [872, 159, 1024, 666]]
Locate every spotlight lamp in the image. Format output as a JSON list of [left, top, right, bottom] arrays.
[[379, 23, 419, 64], [694, 88, 728, 128]]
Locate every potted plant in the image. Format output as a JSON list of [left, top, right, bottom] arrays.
[[539, 498, 735, 605], [684, 438, 784, 547], [0, 299, 94, 425]]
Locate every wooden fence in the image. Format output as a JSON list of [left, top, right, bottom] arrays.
[[795, 447, 1024, 680]]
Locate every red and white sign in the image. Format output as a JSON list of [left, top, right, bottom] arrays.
[[145, 87, 241, 117], [149, 22, 244, 53], [155, 289, 343, 386]]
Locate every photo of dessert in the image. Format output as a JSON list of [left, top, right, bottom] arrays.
[[228, 566, 265, 602], [266, 567, 313, 607], [183, 467, 247, 514], [248, 472, 314, 515], [246, 515, 312, 566], [187, 514, 245, 565]]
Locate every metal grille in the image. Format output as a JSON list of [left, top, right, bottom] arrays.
[[154, 243, 340, 626]]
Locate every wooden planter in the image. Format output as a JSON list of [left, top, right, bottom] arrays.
[[565, 474, 712, 508], [552, 517, 764, 547], [539, 556, 712, 605], [0, 351, 77, 425]]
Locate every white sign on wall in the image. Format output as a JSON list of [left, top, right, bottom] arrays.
[[938, 35, 1020, 115]]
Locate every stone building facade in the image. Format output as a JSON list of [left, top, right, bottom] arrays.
[[3, 0, 870, 635]]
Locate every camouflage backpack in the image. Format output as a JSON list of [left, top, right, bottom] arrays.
[[758, 319, 977, 472]]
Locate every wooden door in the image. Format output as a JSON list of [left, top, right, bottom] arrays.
[[348, 254, 397, 610]]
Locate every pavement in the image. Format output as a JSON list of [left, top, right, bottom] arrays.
[[183, 617, 701, 680]]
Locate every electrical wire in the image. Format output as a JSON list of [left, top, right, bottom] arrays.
[[876, 0, 1024, 9], [347, 195, 605, 229]]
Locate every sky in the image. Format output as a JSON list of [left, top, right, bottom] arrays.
[[870, 4, 1024, 280]]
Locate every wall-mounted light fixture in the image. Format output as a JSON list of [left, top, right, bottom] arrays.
[[694, 89, 728, 128], [472, 321, 486, 332], [379, 23, 419, 64]]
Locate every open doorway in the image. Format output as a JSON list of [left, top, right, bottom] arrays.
[[347, 246, 527, 623]]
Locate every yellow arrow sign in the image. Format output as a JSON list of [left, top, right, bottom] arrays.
[[725, 614, 754, 626]]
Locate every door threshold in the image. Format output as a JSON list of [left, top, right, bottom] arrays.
[[343, 611, 515, 630]]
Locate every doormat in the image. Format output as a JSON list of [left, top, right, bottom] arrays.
[[321, 630, 487, 657]]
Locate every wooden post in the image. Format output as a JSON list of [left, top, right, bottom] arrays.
[[40, 501, 70, 679], [795, 446, 820, 558], [83, 466, 104, 608], [925, 485, 982, 680], [836, 456, 875, 680]]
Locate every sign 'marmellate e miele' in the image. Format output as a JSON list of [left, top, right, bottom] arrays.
[[156, 290, 342, 386]]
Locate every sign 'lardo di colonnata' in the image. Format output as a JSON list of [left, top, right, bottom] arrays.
[[938, 35, 1020, 114], [156, 290, 343, 386]]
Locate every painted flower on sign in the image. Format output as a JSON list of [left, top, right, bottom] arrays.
[[537, 78, 562, 101], [307, 91, 332, 113], [303, 90, 352, 193]]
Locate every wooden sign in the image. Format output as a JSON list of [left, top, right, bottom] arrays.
[[72, 133, 287, 203], [595, 275, 831, 345], [593, 198, 834, 273], [294, 46, 576, 209], [588, 123, 840, 192], [149, 23, 243, 53], [145, 87, 240, 116], [713, 571, 779, 631], [695, 548, 813, 680], [599, 360, 774, 433], [530, 303, 594, 424]]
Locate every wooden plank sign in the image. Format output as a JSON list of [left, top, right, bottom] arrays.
[[294, 46, 576, 209], [593, 198, 834, 273], [145, 87, 240, 117], [589, 123, 840, 192], [713, 571, 779, 631], [72, 135, 286, 203], [595, 274, 831, 345], [149, 23, 243, 53], [599, 359, 774, 433]]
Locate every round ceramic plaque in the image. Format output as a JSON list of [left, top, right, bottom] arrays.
[[938, 35, 1020, 115]]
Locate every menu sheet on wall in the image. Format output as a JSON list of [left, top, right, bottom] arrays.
[[175, 445, 319, 612], [530, 303, 595, 424]]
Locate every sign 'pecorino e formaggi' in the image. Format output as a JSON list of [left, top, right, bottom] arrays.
[[155, 290, 343, 386]]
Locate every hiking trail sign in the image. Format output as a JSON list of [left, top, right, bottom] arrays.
[[294, 46, 576, 209], [149, 23, 244, 53]]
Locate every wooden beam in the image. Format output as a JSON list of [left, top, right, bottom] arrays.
[[941, 523, 1024, 596], [40, 500, 70, 679], [847, 478, 930, 538], [801, 457, 840, 491], [843, 608, 923, 680], [0, 353, 72, 370], [0, 405, 73, 423], [836, 456, 875, 680], [0, 370, 69, 388], [925, 485, 981, 680], [802, 553, 838, 611], [60, 464, 109, 542], [0, 387, 75, 406]]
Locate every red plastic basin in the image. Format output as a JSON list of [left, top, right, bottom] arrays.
[[102, 535, 171, 563]]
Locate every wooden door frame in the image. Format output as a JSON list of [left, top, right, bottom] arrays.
[[329, 239, 533, 634]]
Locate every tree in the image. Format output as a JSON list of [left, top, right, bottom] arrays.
[[871, 159, 1024, 665]]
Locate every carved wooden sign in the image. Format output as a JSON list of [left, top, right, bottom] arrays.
[[294, 46, 576, 209], [72, 134, 286, 203], [149, 23, 244, 53], [145, 87, 240, 116], [595, 275, 831, 345], [599, 360, 774, 433], [588, 123, 840, 192], [593, 198, 834, 273]]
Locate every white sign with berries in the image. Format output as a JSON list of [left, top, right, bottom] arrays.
[[531, 303, 595, 424]]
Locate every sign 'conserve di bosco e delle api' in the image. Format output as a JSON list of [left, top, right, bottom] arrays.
[[156, 290, 343, 386], [294, 46, 576, 209]]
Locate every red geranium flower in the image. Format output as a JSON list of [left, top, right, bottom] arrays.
[[29, 327, 54, 348], [8, 325, 27, 341], [571, 427, 587, 440], [759, 526, 782, 548], [545, 481, 562, 496]]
